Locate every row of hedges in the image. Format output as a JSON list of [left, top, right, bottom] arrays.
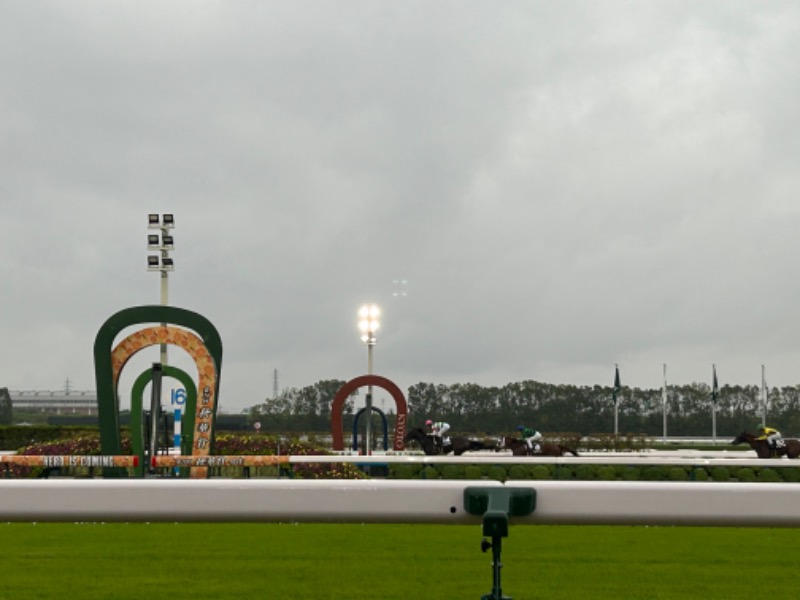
[[1, 427, 659, 453], [388, 463, 800, 483], [0, 426, 103, 451]]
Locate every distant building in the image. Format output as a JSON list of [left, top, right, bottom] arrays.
[[9, 390, 98, 415]]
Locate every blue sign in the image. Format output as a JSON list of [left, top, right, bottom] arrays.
[[171, 388, 187, 406]]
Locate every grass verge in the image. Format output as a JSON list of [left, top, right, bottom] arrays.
[[0, 522, 797, 599]]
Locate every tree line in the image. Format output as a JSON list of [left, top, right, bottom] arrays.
[[250, 379, 800, 437]]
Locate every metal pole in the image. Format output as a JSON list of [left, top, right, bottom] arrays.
[[662, 363, 667, 443], [149, 363, 163, 474], [761, 365, 767, 426], [366, 342, 374, 455], [712, 406, 717, 445], [711, 364, 718, 445], [613, 364, 620, 448], [482, 537, 508, 600], [160, 224, 169, 367]]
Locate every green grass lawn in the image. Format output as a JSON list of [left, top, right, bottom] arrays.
[[0, 522, 797, 599]]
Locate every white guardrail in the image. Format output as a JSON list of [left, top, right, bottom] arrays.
[[1, 477, 800, 526], [285, 451, 791, 468]]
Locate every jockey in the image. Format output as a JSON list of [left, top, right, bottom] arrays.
[[756, 425, 785, 449], [517, 425, 543, 452], [425, 419, 450, 449]]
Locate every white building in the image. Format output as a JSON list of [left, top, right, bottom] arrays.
[[9, 390, 98, 415]]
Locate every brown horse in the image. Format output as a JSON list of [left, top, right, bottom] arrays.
[[731, 432, 800, 459], [497, 435, 580, 457], [403, 427, 493, 456]]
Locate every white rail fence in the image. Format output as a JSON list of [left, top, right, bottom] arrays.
[[1, 478, 800, 527]]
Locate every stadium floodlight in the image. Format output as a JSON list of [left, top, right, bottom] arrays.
[[358, 304, 381, 345], [146, 214, 176, 366]]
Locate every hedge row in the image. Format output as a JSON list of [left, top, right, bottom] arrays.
[[387, 463, 800, 483], [0, 426, 102, 451]]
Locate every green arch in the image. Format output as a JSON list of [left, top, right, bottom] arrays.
[[130, 365, 198, 477], [94, 305, 223, 467]]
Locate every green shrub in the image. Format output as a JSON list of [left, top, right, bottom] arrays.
[[597, 466, 616, 481], [778, 467, 800, 482], [693, 468, 709, 482], [486, 466, 506, 482], [642, 466, 669, 481], [389, 464, 415, 479], [554, 466, 575, 480], [711, 467, 730, 482], [757, 468, 781, 483], [735, 468, 756, 482], [530, 465, 551, 480], [420, 466, 439, 479], [618, 466, 641, 481], [575, 464, 595, 480], [669, 467, 689, 481], [507, 465, 529, 480], [441, 465, 463, 479], [464, 465, 483, 479]]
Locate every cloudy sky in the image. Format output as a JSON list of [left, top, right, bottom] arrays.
[[2, 1, 800, 413]]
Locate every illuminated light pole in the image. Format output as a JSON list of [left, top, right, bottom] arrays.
[[358, 304, 380, 455]]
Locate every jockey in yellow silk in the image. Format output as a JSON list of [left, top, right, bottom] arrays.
[[756, 425, 784, 449]]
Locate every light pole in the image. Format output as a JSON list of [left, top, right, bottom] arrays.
[[358, 304, 380, 455], [662, 363, 668, 443], [147, 213, 174, 366], [761, 364, 768, 427], [147, 214, 174, 470]]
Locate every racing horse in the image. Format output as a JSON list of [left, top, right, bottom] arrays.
[[403, 427, 493, 456], [497, 435, 580, 457], [731, 432, 800, 459]]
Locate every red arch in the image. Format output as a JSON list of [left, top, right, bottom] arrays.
[[331, 375, 408, 451]]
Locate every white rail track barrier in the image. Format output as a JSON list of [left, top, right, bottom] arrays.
[[149, 452, 792, 468], [0, 455, 138, 468], [1, 479, 800, 527]]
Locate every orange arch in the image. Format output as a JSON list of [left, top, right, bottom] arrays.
[[111, 326, 217, 478], [331, 375, 407, 451]]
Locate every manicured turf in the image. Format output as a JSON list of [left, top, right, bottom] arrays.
[[0, 522, 797, 599]]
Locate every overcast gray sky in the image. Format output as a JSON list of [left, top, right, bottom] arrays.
[[2, 1, 800, 413]]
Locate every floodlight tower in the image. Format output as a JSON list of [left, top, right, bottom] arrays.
[[358, 304, 380, 454], [147, 213, 175, 366], [146, 214, 175, 471]]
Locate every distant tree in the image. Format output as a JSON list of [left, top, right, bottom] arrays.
[[246, 378, 800, 438]]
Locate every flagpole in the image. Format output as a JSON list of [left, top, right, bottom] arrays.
[[711, 364, 718, 445], [613, 364, 620, 439], [761, 364, 767, 426], [662, 363, 668, 443]]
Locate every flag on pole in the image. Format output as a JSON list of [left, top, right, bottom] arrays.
[[613, 364, 621, 406], [711, 364, 719, 405]]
